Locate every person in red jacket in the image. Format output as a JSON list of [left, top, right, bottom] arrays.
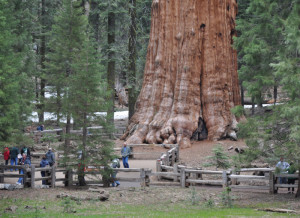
[[3, 147, 10, 166]]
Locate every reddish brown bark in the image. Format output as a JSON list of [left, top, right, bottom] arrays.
[[122, 0, 241, 148]]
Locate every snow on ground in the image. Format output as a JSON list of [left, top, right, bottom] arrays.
[[30, 111, 128, 123], [29, 104, 280, 123]]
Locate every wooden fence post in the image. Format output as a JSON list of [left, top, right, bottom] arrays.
[[180, 167, 186, 188], [269, 171, 275, 194], [231, 168, 238, 185], [156, 159, 162, 181], [51, 166, 56, 188], [173, 164, 178, 182], [30, 165, 35, 188], [145, 169, 151, 187], [171, 149, 175, 166], [140, 168, 146, 188], [222, 171, 228, 188], [24, 166, 29, 187], [176, 145, 179, 162], [0, 166, 4, 183], [166, 152, 170, 166]]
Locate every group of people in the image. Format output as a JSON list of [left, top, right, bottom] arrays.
[[276, 157, 297, 193], [3, 146, 31, 170], [2, 146, 55, 185]]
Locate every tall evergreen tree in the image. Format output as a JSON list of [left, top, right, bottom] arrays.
[[234, 0, 290, 110], [47, 0, 114, 186], [128, 0, 137, 119], [237, 0, 300, 197], [0, 0, 35, 146]]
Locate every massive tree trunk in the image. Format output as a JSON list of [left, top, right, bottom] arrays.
[[122, 0, 241, 148]]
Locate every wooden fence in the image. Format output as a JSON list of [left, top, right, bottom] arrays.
[[0, 164, 68, 188], [1, 142, 298, 193]]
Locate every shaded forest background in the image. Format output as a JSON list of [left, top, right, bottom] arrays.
[[0, 0, 300, 171]]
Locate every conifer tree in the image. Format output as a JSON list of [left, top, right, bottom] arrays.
[[47, 0, 114, 186], [237, 0, 300, 197], [0, 0, 35, 145]]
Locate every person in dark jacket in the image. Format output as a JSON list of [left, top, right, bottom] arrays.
[[21, 146, 31, 159], [287, 162, 297, 193], [9, 147, 19, 171], [40, 156, 49, 185], [16, 154, 31, 185], [45, 148, 55, 166]]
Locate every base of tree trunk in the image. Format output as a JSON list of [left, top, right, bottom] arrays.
[[122, 0, 240, 148]]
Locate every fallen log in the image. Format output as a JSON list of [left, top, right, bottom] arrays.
[[257, 208, 299, 214]]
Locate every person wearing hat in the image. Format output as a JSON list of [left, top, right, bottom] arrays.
[[121, 142, 131, 168], [45, 148, 55, 167]]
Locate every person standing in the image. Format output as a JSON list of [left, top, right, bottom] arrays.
[[287, 162, 296, 193], [45, 148, 55, 166], [3, 147, 10, 167], [21, 146, 31, 159], [16, 153, 31, 185], [40, 156, 49, 185], [110, 158, 120, 187], [121, 143, 131, 168], [9, 146, 19, 171], [276, 157, 290, 184]]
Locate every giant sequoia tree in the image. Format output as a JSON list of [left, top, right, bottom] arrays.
[[122, 0, 241, 148]]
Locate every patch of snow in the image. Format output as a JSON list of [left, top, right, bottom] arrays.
[[29, 111, 128, 123]]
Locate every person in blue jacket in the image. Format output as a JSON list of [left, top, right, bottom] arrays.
[[40, 156, 49, 185], [16, 154, 31, 185], [121, 143, 131, 168], [45, 148, 55, 166]]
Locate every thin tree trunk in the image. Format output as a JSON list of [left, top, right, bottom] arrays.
[[274, 85, 277, 105], [65, 115, 71, 148], [296, 169, 300, 198], [122, 0, 241, 148], [241, 85, 244, 106], [56, 88, 61, 126], [128, 0, 137, 120], [78, 112, 87, 186], [39, 0, 46, 123], [107, 10, 115, 136]]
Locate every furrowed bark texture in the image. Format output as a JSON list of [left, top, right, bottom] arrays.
[[122, 0, 241, 148]]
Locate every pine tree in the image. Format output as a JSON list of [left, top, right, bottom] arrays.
[[47, 0, 114, 186], [236, 0, 300, 197], [234, 0, 290, 110], [0, 0, 35, 146]]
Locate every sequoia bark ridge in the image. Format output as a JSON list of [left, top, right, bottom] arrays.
[[122, 0, 241, 148]]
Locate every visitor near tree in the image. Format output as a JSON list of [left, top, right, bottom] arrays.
[[16, 153, 31, 185], [9, 146, 19, 171], [21, 146, 31, 159], [40, 156, 49, 185], [37, 124, 44, 131], [276, 157, 290, 184], [121, 142, 130, 168], [110, 158, 120, 187], [45, 148, 55, 166], [3, 147, 10, 168], [287, 162, 296, 194]]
